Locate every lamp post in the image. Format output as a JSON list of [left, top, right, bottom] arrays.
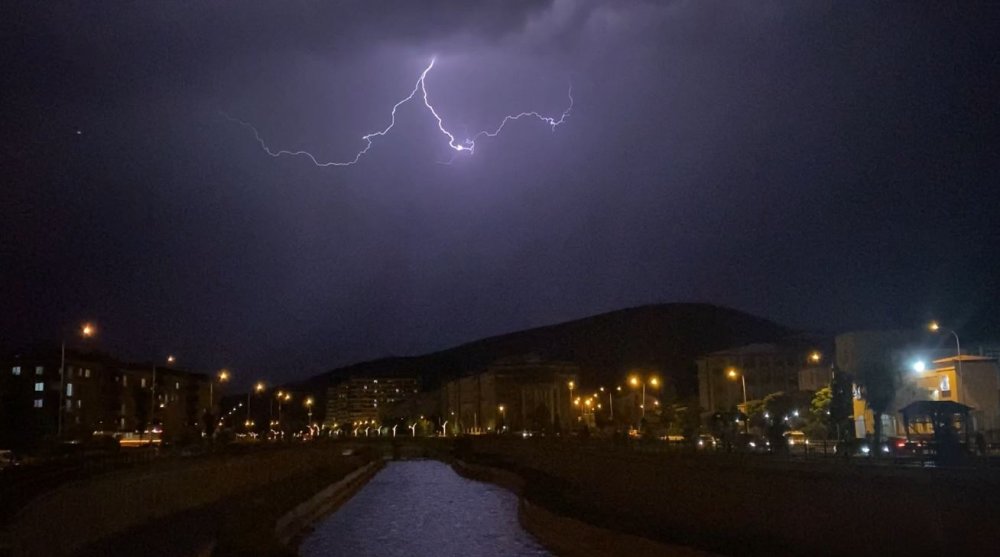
[[305, 396, 314, 428], [58, 322, 97, 438], [276, 391, 291, 428], [150, 354, 176, 438], [929, 321, 962, 377], [211, 369, 230, 413], [498, 404, 506, 433], [727, 367, 748, 433], [628, 374, 659, 419], [248, 381, 265, 430]]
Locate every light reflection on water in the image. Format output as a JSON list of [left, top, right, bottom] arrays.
[[300, 460, 550, 557]]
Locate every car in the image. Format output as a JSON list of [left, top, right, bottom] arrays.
[[784, 430, 809, 451], [696, 434, 718, 449], [0, 449, 18, 471], [734, 433, 770, 452], [835, 438, 891, 457]]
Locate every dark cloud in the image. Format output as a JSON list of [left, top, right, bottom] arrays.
[[3, 1, 999, 386]]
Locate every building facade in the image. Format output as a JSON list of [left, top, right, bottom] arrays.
[[440, 355, 579, 435], [697, 340, 829, 414], [1, 348, 211, 448], [324, 376, 419, 430], [836, 331, 1000, 440]]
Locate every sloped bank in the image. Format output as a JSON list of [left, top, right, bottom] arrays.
[[273, 459, 384, 548], [451, 459, 714, 557], [9, 445, 376, 557]]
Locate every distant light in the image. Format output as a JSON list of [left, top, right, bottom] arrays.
[[912, 361, 927, 373]]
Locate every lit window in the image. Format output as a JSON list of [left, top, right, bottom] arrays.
[[939, 375, 951, 394], [36, 366, 44, 375], [34, 382, 44, 392], [141, 378, 146, 388], [12, 366, 21, 376], [77, 400, 82, 408], [123, 376, 128, 387], [85, 369, 91, 378], [66, 383, 73, 397], [175, 382, 180, 390], [33, 399, 43, 408]]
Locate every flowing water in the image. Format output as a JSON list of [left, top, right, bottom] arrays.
[[300, 460, 550, 557]]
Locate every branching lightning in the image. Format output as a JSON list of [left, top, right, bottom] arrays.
[[227, 58, 573, 167]]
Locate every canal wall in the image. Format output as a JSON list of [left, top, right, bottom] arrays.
[[452, 459, 713, 557], [5, 445, 371, 557], [460, 439, 1000, 556], [274, 459, 384, 547]]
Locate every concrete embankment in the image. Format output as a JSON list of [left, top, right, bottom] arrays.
[[5, 444, 373, 557], [452, 459, 714, 557], [274, 459, 384, 548], [456, 438, 1000, 556]]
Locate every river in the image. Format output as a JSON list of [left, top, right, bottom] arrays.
[[300, 460, 550, 557]]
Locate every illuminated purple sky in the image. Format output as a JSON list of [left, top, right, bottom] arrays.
[[3, 1, 999, 385]]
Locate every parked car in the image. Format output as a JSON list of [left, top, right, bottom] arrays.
[[734, 433, 770, 452], [696, 434, 718, 449], [0, 449, 19, 470], [784, 430, 808, 448], [835, 437, 890, 456]]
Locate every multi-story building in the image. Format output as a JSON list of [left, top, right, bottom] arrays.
[[835, 330, 1000, 440], [324, 376, 419, 430], [697, 339, 830, 414], [0, 348, 210, 448], [440, 355, 579, 435]]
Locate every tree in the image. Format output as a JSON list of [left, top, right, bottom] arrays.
[[804, 387, 832, 440], [856, 360, 898, 448], [829, 367, 854, 440]]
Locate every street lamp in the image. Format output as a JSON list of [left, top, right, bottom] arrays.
[[58, 322, 97, 438], [929, 320, 962, 377], [210, 369, 230, 413], [276, 391, 291, 427], [150, 354, 175, 435], [727, 367, 749, 433], [248, 381, 265, 428], [305, 397, 314, 428], [809, 351, 821, 364], [498, 404, 505, 432], [628, 374, 660, 421]]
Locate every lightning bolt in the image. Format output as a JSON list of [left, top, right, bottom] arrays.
[[228, 58, 572, 167]]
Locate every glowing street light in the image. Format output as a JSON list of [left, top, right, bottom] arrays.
[[928, 320, 962, 376], [727, 367, 749, 433], [166, 355, 176, 365], [210, 368, 230, 413], [628, 374, 660, 420], [59, 321, 98, 437], [912, 360, 927, 373], [247, 381, 265, 427], [809, 351, 821, 364]]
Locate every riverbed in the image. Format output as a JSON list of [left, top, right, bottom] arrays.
[[300, 460, 549, 557]]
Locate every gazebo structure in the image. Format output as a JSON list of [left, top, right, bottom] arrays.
[[899, 400, 973, 455]]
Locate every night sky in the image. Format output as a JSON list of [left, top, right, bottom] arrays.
[[3, 2, 999, 387]]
